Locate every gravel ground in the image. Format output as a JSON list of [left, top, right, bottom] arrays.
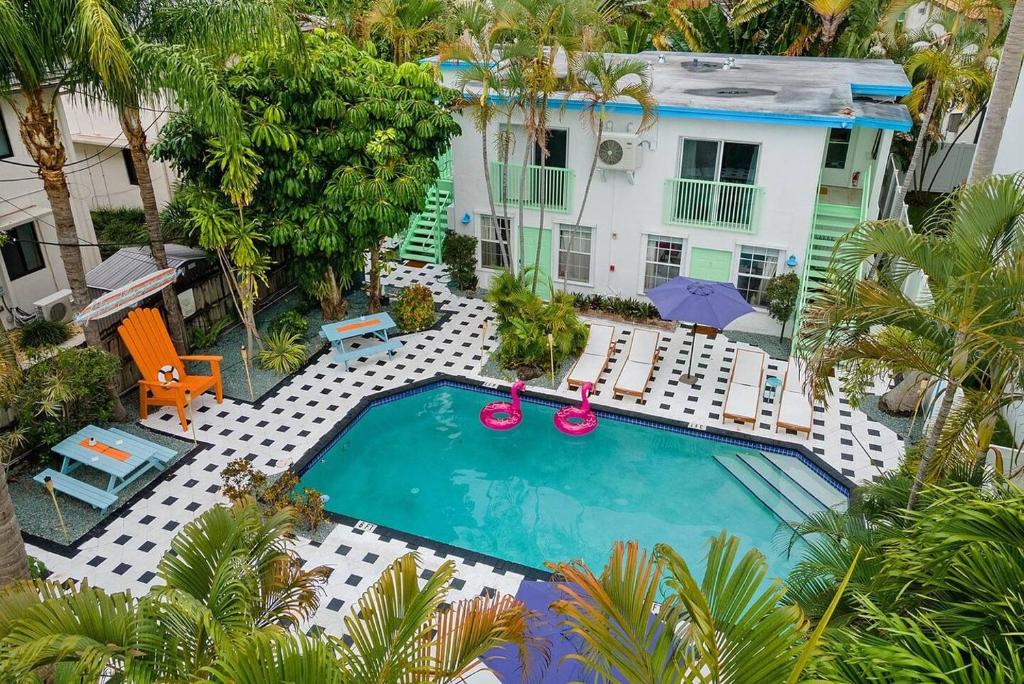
[[479, 355, 575, 390]]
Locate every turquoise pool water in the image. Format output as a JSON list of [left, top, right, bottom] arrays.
[[300, 384, 831, 577]]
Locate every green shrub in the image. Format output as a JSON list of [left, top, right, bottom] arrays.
[[91, 203, 196, 259], [570, 292, 659, 322], [16, 347, 121, 445], [17, 319, 72, 350], [190, 316, 231, 350], [442, 233, 479, 291], [393, 284, 436, 332], [764, 272, 800, 342], [269, 309, 308, 339], [486, 269, 587, 375], [220, 458, 326, 531], [257, 329, 306, 374]]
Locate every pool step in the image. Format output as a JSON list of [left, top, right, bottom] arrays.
[[714, 454, 808, 526], [760, 451, 848, 511], [735, 453, 830, 518]]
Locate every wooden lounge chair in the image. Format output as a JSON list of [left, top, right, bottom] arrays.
[[118, 308, 223, 431], [723, 348, 765, 428], [613, 329, 660, 399], [567, 324, 615, 389], [776, 357, 813, 438]]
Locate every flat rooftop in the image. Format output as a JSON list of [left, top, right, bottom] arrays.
[[438, 50, 912, 131]]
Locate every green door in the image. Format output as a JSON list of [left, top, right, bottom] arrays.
[[689, 247, 733, 282], [521, 226, 553, 299]]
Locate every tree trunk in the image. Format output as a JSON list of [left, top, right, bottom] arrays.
[[516, 130, 534, 278], [120, 106, 189, 354], [368, 243, 382, 312], [17, 88, 126, 421], [0, 465, 29, 587], [563, 118, 604, 294], [481, 127, 510, 268], [970, 0, 1024, 181], [320, 266, 348, 320], [881, 370, 929, 415], [908, 377, 959, 509], [530, 96, 550, 296], [894, 83, 940, 213]]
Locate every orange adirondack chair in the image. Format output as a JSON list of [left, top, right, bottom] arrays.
[[118, 308, 223, 431]]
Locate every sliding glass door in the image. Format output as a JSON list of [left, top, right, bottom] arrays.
[[675, 139, 759, 227]]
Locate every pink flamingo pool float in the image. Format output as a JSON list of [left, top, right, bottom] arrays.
[[480, 380, 525, 430], [554, 382, 598, 436]]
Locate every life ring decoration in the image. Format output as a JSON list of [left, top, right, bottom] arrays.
[[157, 364, 181, 385], [480, 380, 526, 431], [554, 382, 598, 436]]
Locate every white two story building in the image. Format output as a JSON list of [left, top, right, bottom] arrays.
[[431, 51, 911, 337]]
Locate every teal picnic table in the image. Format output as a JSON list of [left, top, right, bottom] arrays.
[[320, 312, 402, 370], [34, 426, 176, 513]]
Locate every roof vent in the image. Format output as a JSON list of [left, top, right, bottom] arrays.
[[681, 58, 723, 72], [684, 87, 777, 98]]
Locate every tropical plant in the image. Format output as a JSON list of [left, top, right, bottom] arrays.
[[393, 284, 437, 333], [155, 31, 459, 317], [560, 53, 656, 293], [0, 324, 27, 587], [190, 315, 232, 350], [0, 501, 332, 681], [486, 269, 587, 375], [91, 206, 196, 258], [799, 174, 1024, 508], [257, 329, 306, 375], [269, 309, 309, 340], [549, 534, 857, 682], [15, 347, 121, 446], [441, 233, 479, 291], [970, 0, 1024, 180], [763, 272, 800, 342], [366, 0, 449, 64], [16, 319, 72, 351]]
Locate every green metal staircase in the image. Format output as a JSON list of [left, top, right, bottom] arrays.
[[792, 167, 873, 354], [399, 151, 453, 264]]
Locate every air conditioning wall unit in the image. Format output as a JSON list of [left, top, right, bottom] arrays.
[[34, 289, 74, 322], [596, 132, 642, 171]]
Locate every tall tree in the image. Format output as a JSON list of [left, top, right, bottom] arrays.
[[799, 174, 1024, 509], [0, 327, 26, 587], [366, 0, 448, 64], [970, 0, 1024, 180], [561, 53, 656, 292]]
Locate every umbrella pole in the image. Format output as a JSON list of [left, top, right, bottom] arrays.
[[684, 322, 698, 383]]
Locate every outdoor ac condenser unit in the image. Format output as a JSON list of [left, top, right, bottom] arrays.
[[34, 289, 74, 322], [596, 132, 642, 171]]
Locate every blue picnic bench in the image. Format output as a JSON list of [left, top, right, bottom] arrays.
[[320, 312, 402, 370], [35, 426, 175, 513]]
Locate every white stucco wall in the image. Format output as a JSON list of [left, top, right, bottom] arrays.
[[0, 95, 102, 328], [445, 97, 888, 336], [992, 67, 1024, 175]]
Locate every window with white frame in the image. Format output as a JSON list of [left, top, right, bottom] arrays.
[[557, 224, 592, 283], [736, 245, 781, 306], [643, 235, 685, 290], [479, 215, 511, 269]]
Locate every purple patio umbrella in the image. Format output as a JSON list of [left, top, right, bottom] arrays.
[[645, 277, 754, 380]]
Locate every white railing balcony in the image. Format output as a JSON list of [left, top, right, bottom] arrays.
[[663, 178, 763, 233], [489, 162, 575, 214]]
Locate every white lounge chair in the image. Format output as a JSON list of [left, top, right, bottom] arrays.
[[613, 329, 661, 398], [776, 357, 813, 437], [723, 348, 766, 427], [568, 324, 616, 389]]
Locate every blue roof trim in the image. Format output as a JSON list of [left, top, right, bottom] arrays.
[[482, 93, 912, 132], [851, 83, 912, 98]]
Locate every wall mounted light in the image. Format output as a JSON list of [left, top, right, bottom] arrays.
[[786, 254, 798, 268], [460, 213, 471, 225]]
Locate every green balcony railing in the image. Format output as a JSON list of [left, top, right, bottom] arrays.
[[489, 162, 575, 214], [662, 178, 763, 233]]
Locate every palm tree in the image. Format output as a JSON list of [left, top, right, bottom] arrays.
[[0, 0, 131, 354], [492, 0, 597, 295], [560, 53, 656, 292], [0, 324, 27, 587], [549, 534, 857, 682], [799, 174, 1024, 509], [366, 0, 448, 64], [77, 0, 299, 353], [0, 502, 537, 682], [0, 501, 330, 680], [970, 0, 1024, 181], [443, 0, 513, 269]]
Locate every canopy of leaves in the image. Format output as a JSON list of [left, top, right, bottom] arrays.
[[154, 29, 460, 297]]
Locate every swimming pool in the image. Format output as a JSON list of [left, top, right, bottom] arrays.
[[297, 380, 848, 577]]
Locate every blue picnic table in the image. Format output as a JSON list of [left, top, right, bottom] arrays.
[[320, 312, 402, 370], [34, 426, 176, 513]]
